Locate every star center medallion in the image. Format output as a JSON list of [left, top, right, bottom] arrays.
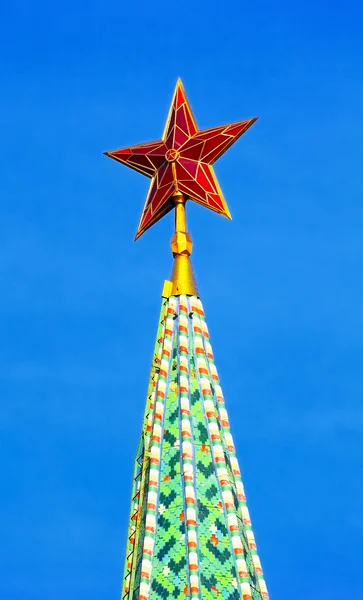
[[165, 148, 180, 163]]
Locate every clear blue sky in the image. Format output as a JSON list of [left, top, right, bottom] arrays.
[[1, 1, 362, 599]]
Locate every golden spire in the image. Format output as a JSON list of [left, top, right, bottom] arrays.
[[168, 193, 198, 296]]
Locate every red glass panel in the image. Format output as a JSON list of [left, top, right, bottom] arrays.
[[206, 194, 224, 211], [175, 162, 194, 182], [112, 147, 133, 156], [151, 183, 174, 212], [140, 206, 153, 227], [165, 128, 175, 150], [131, 142, 163, 155], [225, 121, 250, 136], [128, 154, 154, 170], [128, 164, 154, 177], [154, 161, 167, 184], [148, 155, 166, 170], [158, 163, 174, 187], [195, 165, 215, 193], [174, 126, 189, 148], [164, 108, 176, 143], [176, 105, 189, 136], [192, 125, 225, 141], [179, 158, 198, 178], [150, 189, 165, 214], [145, 181, 158, 205], [148, 142, 167, 155], [199, 137, 228, 163], [185, 106, 198, 137], [202, 165, 219, 192], [176, 86, 185, 109], [179, 179, 205, 203], [109, 154, 131, 166], [180, 140, 204, 161]]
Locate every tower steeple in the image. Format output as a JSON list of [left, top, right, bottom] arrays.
[[104, 80, 268, 600], [168, 192, 197, 296]]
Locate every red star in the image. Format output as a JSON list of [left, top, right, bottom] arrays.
[[105, 79, 257, 239]]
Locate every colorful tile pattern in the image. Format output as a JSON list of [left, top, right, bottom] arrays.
[[122, 295, 268, 600], [105, 79, 257, 239]]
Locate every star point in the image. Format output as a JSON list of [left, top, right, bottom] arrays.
[[105, 80, 257, 239]]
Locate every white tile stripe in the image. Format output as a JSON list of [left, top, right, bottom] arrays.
[[138, 298, 176, 600], [123, 300, 169, 600], [177, 295, 202, 599], [143, 300, 168, 453]]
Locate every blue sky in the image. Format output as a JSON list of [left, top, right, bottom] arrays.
[[1, 1, 362, 598]]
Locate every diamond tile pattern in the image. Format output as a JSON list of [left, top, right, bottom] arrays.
[[121, 295, 269, 600]]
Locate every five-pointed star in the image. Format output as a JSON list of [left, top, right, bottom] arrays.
[[105, 79, 257, 240]]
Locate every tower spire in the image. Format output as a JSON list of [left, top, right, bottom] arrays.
[[169, 192, 198, 296], [104, 81, 269, 600]]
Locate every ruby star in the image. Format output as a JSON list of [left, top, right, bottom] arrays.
[[105, 79, 257, 240]]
